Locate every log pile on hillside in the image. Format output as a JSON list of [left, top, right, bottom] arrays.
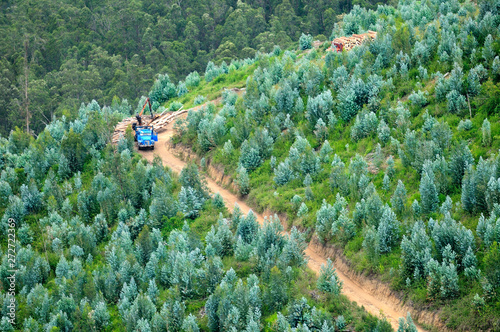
[[331, 30, 377, 52], [111, 108, 187, 143], [112, 87, 246, 144]]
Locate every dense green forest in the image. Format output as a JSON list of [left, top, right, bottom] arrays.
[[0, 0, 389, 137]]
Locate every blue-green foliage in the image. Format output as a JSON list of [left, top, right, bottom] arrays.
[[185, 71, 201, 88], [206, 271, 262, 332], [297, 202, 308, 217], [20, 180, 43, 212], [398, 313, 418, 332], [212, 192, 225, 209], [408, 90, 428, 108], [255, 215, 286, 269], [351, 111, 378, 141], [329, 155, 348, 196], [149, 73, 176, 105], [316, 195, 348, 242], [301, 62, 324, 96], [239, 140, 262, 171], [1, 195, 26, 233], [280, 227, 307, 267], [179, 186, 203, 219], [317, 259, 342, 295], [391, 180, 407, 216], [205, 61, 224, 82], [149, 180, 178, 225], [275, 136, 320, 185], [306, 90, 333, 126], [274, 159, 294, 186], [177, 81, 188, 97], [299, 33, 313, 50], [236, 166, 250, 195], [206, 217, 234, 258], [237, 210, 258, 244], [377, 205, 400, 253], [431, 213, 475, 263], [198, 115, 226, 151], [194, 95, 206, 105], [450, 142, 474, 187], [401, 221, 432, 281], [3, 0, 500, 329], [348, 154, 368, 199], [180, 163, 207, 199], [281, 296, 333, 331], [426, 257, 460, 299], [420, 170, 439, 214], [377, 119, 391, 144], [182, 313, 200, 332], [275, 81, 299, 114], [222, 89, 238, 106], [319, 140, 333, 163], [477, 212, 500, 248]]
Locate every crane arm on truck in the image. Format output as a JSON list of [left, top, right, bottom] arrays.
[[135, 98, 153, 125]]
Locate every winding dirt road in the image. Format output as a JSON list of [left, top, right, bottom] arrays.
[[138, 122, 426, 332]]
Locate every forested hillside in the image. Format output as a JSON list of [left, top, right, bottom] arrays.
[[164, 0, 500, 330], [0, 0, 389, 137], [1, 0, 500, 330], [0, 103, 396, 330]]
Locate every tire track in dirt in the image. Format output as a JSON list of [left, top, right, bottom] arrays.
[[138, 121, 426, 332]]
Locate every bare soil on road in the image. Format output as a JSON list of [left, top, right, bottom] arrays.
[[137, 120, 427, 332]]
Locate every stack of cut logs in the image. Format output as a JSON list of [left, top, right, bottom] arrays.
[[112, 87, 246, 144], [331, 30, 377, 52], [111, 108, 187, 144]]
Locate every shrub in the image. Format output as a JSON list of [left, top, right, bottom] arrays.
[[482, 118, 491, 146], [297, 202, 308, 218], [179, 186, 203, 219], [483, 242, 500, 289], [170, 101, 183, 112], [319, 140, 333, 163], [377, 119, 391, 144], [408, 90, 428, 108], [299, 33, 313, 50], [351, 111, 378, 141], [0, 180, 12, 207], [401, 221, 432, 281], [198, 115, 226, 152], [237, 166, 250, 195], [420, 171, 439, 214], [205, 61, 223, 82], [431, 213, 475, 262], [274, 160, 294, 186], [377, 205, 401, 253], [177, 81, 188, 97], [306, 90, 334, 126], [317, 259, 342, 295], [237, 210, 258, 244], [457, 119, 472, 131], [391, 180, 407, 216], [185, 71, 200, 87], [194, 95, 206, 105], [397, 312, 418, 332]]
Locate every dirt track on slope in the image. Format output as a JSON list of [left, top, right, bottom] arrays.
[[138, 121, 427, 332]]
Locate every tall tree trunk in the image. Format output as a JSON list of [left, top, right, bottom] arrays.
[[24, 38, 30, 135]]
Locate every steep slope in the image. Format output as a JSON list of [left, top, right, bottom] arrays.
[[138, 117, 427, 332]]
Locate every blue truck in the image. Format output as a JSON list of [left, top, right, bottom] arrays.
[[133, 125, 158, 150]]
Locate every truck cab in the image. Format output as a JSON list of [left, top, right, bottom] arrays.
[[134, 125, 158, 150]]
